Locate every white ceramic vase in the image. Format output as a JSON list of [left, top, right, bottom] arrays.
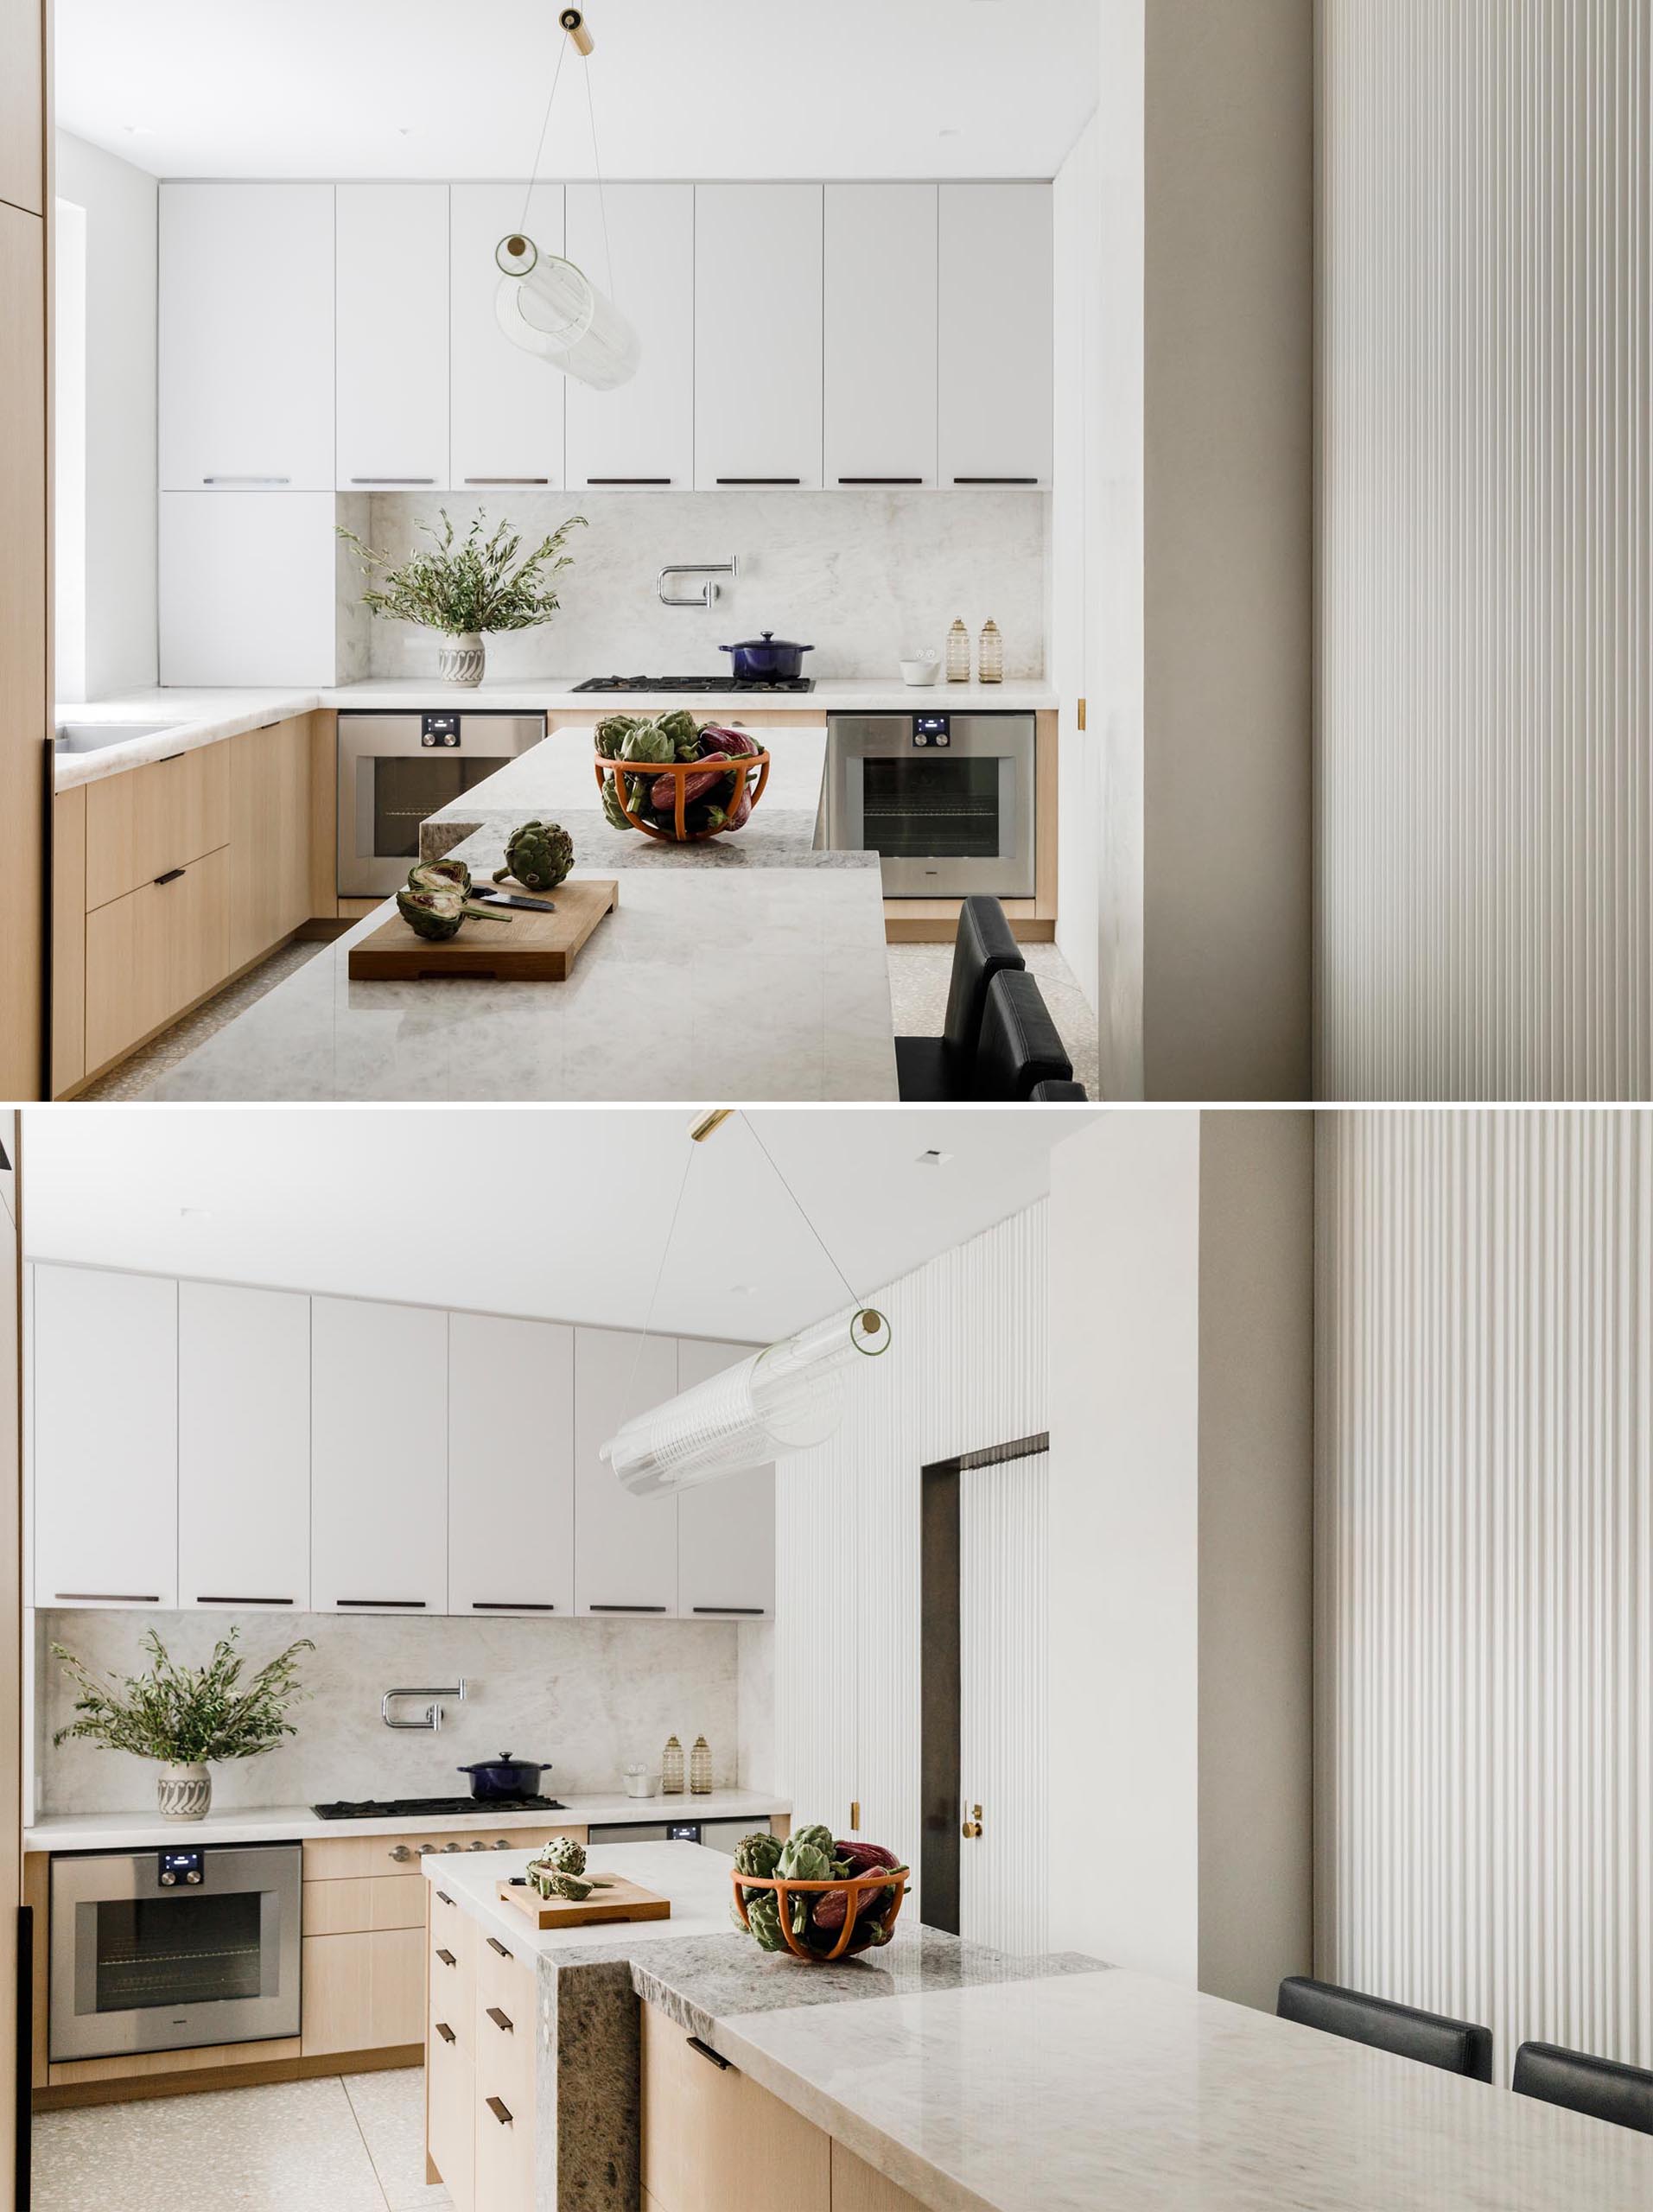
[[156, 1761, 212, 1821], [437, 631, 486, 688]]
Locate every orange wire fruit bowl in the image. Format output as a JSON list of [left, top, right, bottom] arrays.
[[730, 1866, 909, 1962], [594, 748, 772, 844]]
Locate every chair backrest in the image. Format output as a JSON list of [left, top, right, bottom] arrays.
[[1276, 1977, 1494, 2082], [972, 969, 1073, 1101], [1030, 1078, 1089, 1102], [943, 897, 1025, 1066], [1513, 2042, 1653, 2135]]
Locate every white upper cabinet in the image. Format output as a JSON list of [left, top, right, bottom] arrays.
[[573, 1329, 678, 1616], [938, 182, 1053, 487], [674, 1338, 775, 1619], [448, 1312, 574, 1617], [34, 1267, 178, 1611], [311, 1297, 448, 1614], [824, 184, 938, 489], [179, 1281, 310, 1611], [335, 184, 450, 490], [159, 491, 340, 687], [450, 183, 564, 493], [160, 183, 335, 492], [694, 184, 823, 489], [565, 182, 695, 490]]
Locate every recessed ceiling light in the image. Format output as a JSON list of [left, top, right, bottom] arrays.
[[938, 127, 963, 137], [916, 1148, 953, 1168], [123, 125, 154, 137], [178, 1205, 214, 1220], [728, 1283, 759, 1297]]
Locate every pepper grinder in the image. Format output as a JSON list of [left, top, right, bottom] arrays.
[[945, 619, 971, 683], [662, 1734, 684, 1795], [690, 1735, 713, 1796], [978, 619, 1004, 683]]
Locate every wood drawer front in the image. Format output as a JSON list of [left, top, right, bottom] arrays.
[[229, 715, 314, 969], [475, 1936, 535, 2106], [426, 1999, 476, 2212], [429, 1908, 477, 2021], [474, 2067, 535, 2212], [641, 1999, 830, 2212], [302, 1872, 424, 1936], [85, 741, 232, 909], [51, 788, 87, 1095], [84, 846, 230, 1071], [300, 1927, 424, 2056], [302, 1824, 585, 1883]]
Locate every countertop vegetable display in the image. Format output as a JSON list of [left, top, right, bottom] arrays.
[[730, 1824, 908, 1961], [594, 711, 769, 843]]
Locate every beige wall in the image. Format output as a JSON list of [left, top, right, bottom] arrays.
[[1048, 1110, 1313, 2005]]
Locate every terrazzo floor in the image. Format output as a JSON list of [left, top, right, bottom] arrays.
[[32, 2066, 449, 2211], [80, 933, 1101, 1103]]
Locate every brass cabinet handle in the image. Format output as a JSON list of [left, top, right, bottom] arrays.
[[486, 2096, 513, 2126], [435, 2021, 455, 2044], [436, 1948, 455, 1967], [962, 1803, 984, 1840], [486, 2005, 513, 2033]]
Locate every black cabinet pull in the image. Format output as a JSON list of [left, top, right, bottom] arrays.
[[436, 1891, 454, 1905], [952, 475, 1039, 486], [55, 1592, 159, 1604], [691, 1605, 766, 1616], [586, 476, 671, 486], [471, 1600, 556, 1611], [486, 1936, 512, 1958], [436, 1948, 455, 1967], [486, 2096, 513, 2126], [197, 1595, 292, 1606], [486, 2005, 514, 2033], [715, 477, 802, 486], [687, 2036, 731, 2071], [435, 2021, 455, 2044], [588, 1603, 666, 1613], [153, 868, 186, 887], [337, 1599, 426, 1608], [836, 476, 924, 486]]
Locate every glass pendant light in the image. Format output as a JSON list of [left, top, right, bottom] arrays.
[[602, 1306, 892, 1500], [495, 233, 639, 391]]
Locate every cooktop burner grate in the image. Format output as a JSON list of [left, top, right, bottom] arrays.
[[572, 675, 815, 694], [311, 1794, 567, 1821]]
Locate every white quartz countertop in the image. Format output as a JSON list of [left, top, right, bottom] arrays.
[[23, 1788, 787, 1854], [143, 726, 899, 1102], [52, 677, 1055, 791], [429, 1844, 1650, 2212]]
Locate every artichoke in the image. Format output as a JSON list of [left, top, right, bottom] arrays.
[[743, 1890, 790, 1953], [600, 776, 633, 832], [539, 1835, 587, 1878], [407, 858, 473, 898], [396, 881, 510, 943], [780, 1824, 836, 1866], [655, 708, 702, 760], [595, 713, 645, 760], [733, 1832, 783, 1881], [495, 818, 574, 893], [620, 723, 675, 765]]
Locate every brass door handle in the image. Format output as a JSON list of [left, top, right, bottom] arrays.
[[962, 1803, 983, 1840]]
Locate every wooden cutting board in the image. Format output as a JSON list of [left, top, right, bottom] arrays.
[[347, 880, 619, 982], [498, 1872, 671, 1930]]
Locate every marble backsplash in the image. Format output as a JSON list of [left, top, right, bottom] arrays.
[[37, 1608, 763, 1815], [350, 486, 1047, 683]]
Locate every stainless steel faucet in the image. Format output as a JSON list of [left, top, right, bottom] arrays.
[[381, 1681, 467, 1732], [658, 557, 739, 608]]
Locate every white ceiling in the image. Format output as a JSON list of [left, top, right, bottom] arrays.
[[21, 1107, 1097, 1341], [54, 1, 1098, 182]]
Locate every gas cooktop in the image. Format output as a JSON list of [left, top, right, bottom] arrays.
[[311, 1794, 567, 1821], [572, 675, 815, 695]]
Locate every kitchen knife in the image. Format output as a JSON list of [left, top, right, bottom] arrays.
[[473, 890, 556, 913]]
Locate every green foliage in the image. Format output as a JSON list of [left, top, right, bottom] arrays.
[[336, 508, 587, 638], [52, 1629, 314, 1765]]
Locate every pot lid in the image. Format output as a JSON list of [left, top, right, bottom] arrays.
[[721, 632, 813, 652], [455, 1753, 546, 1770]]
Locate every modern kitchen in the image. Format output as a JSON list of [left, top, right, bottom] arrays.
[[42, 3, 1111, 1109], [10, 1101, 1653, 2211]]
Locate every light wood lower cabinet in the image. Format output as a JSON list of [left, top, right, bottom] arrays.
[[84, 844, 230, 1071], [85, 740, 231, 909], [426, 1994, 475, 2212], [50, 788, 86, 1095], [299, 1925, 424, 2056], [830, 2141, 928, 2212], [423, 1916, 537, 2212], [230, 713, 313, 968], [641, 1999, 829, 2212]]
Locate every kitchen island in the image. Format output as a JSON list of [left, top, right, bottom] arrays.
[[143, 722, 899, 1101], [423, 1841, 1653, 2212]]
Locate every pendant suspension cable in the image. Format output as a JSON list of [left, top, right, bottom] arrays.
[[582, 41, 617, 304], [739, 1113, 866, 1312], [618, 1137, 696, 1426], [519, 22, 573, 234]]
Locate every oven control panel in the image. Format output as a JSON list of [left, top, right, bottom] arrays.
[[912, 715, 951, 748], [421, 713, 461, 748], [158, 1849, 204, 1887]]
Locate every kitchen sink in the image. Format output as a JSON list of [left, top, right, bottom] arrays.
[[54, 720, 180, 754]]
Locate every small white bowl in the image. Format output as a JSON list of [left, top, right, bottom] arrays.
[[900, 658, 943, 687]]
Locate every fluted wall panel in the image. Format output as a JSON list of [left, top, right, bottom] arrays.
[[1317, 2, 1653, 1099], [1316, 1111, 1653, 2077], [774, 1204, 1047, 1931]]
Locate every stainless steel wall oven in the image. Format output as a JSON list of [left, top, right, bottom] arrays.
[[336, 711, 546, 897], [825, 713, 1037, 897], [48, 1843, 302, 2062]]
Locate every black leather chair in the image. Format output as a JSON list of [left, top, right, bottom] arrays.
[[1276, 1977, 1494, 2082], [1030, 1078, 1089, 1102], [893, 897, 1025, 1102], [971, 969, 1073, 1101], [1512, 2042, 1653, 2135]]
